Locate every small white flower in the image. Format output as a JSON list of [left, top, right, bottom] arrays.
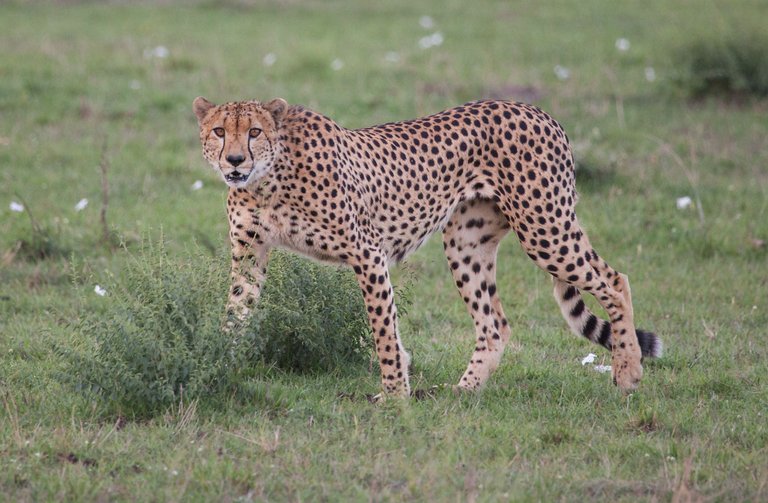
[[144, 46, 169, 59], [419, 15, 435, 29], [554, 65, 570, 81], [94, 285, 107, 297], [130, 80, 142, 90], [384, 51, 401, 63], [644, 67, 656, 82], [10, 201, 24, 212], [615, 38, 630, 52], [593, 364, 612, 373], [171, 469, 178, 476], [676, 196, 692, 210], [418, 32, 443, 49], [581, 353, 597, 365], [74, 198, 88, 211], [191, 180, 203, 191], [330, 58, 344, 71], [262, 52, 277, 67]]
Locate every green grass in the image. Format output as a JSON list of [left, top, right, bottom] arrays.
[[1, 0, 767, 501]]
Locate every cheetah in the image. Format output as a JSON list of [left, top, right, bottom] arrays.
[[193, 97, 662, 397]]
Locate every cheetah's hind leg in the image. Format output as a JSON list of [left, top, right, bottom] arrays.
[[516, 217, 647, 391], [442, 199, 512, 391]]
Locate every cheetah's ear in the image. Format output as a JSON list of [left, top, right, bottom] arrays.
[[264, 98, 288, 124], [193, 97, 216, 122]]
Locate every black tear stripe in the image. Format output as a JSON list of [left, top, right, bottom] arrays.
[[218, 135, 226, 165]]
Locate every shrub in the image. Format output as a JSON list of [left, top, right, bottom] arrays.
[[675, 33, 768, 98], [63, 242, 376, 418], [250, 251, 372, 372]]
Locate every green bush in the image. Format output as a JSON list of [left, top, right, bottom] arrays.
[[63, 242, 376, 418], [252, 252, 372, 372], [675, 33, 768, 98]]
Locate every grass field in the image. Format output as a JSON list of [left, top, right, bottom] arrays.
[[1, 1, 767, 501]]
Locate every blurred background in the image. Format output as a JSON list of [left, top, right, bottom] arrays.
[[2, 0, 766, 256]]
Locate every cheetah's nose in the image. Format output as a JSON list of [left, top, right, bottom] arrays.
[[226, 154, 246, 167]]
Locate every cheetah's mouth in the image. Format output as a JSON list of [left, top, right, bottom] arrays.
[[224, 171, 251, 185]]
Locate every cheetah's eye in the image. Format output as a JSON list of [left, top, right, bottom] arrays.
[[249, 128, 262, 138], [213, 127, 225, 138]]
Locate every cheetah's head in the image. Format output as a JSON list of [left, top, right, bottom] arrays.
[[193, 97, 287, 188]]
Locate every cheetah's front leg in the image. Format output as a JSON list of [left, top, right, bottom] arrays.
[[351, 250, 411, 398], [225, 230, 270, 329]]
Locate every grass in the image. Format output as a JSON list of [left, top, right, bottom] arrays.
[[1, 0, 767, 501]]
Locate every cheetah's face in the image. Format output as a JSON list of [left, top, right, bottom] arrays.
[[193, 97, 287, 188]]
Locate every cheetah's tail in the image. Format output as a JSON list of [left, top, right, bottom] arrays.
[[553, 279, 663, 358]]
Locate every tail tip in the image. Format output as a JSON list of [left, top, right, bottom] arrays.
[[637, 329, 663, 358]]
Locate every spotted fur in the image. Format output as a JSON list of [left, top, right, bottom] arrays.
[[193, 97, 662, 397]]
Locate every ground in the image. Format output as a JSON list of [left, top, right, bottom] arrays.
[[1, 1, 767, 501]]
